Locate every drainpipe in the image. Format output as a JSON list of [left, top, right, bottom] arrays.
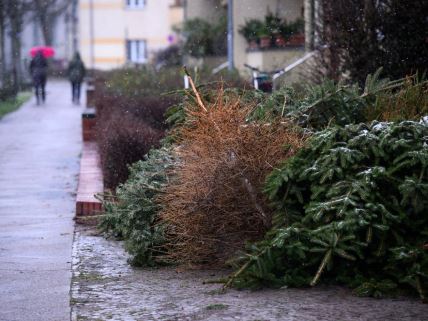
[[304, 0, 315, 50], [182, 0, 188, 68], [227, 0, 234, 70], [72, 0, 78, 55], [89, 0, 94, 72]]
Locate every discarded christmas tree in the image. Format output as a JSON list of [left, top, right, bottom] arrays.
[[226, 120, 428, 300], [100, 146, 178, 266]]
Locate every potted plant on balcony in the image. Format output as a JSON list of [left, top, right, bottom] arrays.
[[257, 24, 271, 49], [239, 19, 263, 50], [285, 18, 305, 46], [265, 12, 283, 47]]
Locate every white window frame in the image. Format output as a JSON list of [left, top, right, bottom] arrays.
[[126, 40, 147, 64], [126, 0, 146, 9]]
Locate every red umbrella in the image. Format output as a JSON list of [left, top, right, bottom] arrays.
[[30, 46, 55, 58]]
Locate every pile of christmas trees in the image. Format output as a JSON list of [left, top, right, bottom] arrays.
[[226, 120, 428, 300], [99, 70, 427, 299], [224, 73, 428, 299]]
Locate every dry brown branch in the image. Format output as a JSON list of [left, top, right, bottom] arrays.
[[158, 88, 307, 267], [183, 66, 207, 112]]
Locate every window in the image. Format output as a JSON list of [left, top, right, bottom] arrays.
[[126, 40, 147, 63], [171, 0, 184, 6], [126, 0, 146, 9]]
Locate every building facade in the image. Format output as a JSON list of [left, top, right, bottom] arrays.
[[79, 0, 183, 70], [184, 0, 305, 75], [233, 0, 304, 72]]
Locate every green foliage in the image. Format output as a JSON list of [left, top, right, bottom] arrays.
[[0, 77, 18, 101], [248, 76, 367, 129], [99, 147, 177, 266], [98, 67, 183, 98], [227, 121, 428, 299], [364, 75, 428, 122], [166, 69, 425, 133], [0, 92, 31, 118], [94, 68, 181, 188], [239, 19, 264, 42], [154, 45, 183, 68], [250, 69, 426, 130], [177, 17, 227, 58], [284, 18, 304, 37], [239, 13, 304, 44]]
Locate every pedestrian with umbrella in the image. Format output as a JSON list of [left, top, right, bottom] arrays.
[[67, 52, 86, 104], [29, 50, 49, 105]]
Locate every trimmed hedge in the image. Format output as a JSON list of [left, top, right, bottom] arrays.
[[94, 68, 182, 189]]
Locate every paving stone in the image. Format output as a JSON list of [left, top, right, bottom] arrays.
[[71, 227, 428, 321], [0, 81, 82, 321]]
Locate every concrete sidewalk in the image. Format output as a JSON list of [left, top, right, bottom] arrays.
[[0, 80, 82, 321]]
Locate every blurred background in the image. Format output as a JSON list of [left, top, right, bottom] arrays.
[[0, 0, 427, 98]]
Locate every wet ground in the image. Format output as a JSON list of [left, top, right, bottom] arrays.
[[71, 226, 428, 321], [0, 81, 81, 321]]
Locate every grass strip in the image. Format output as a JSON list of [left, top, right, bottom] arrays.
[[0, 92, 32, 119]]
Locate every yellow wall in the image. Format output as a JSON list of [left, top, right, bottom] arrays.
[[169, 5, 184, 29], [79, 0, 183, 70]]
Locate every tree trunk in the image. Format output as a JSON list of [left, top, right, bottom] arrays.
[[34, 0, 70, 46], [321, 1, 340, 82], [40, 13, 53, 46], [34, 0, 53, 45], [0, 1, 6, 84], [7, 0, 23, 94]]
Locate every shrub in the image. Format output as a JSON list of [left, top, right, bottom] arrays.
[[93, 68, 182, 189], [0, 82, 17, 101], [94, 67, 249, 190], [154, 45, 182, 69], [226, 121, 428, 300], [95, 92, 176, 130], [95, 67, 183, 98], [97, 115, 165, 189], [177, 17, 227, 57]]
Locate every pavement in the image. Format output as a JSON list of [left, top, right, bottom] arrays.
[[71, 227, 428, 321], [0, 80, 82, 321]]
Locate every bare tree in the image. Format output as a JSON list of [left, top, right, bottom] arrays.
[[311, 0, 428, 84], [33, 0, 70, 46], [0, 1, 6, 84], [3, 0, 30, 94]]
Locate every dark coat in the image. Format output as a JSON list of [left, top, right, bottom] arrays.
[[67, 54, 86, 83], [29, 53, 48, 86]]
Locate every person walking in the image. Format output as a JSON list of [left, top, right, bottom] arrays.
[[67, 52, 86, 104], [29, 51, 48, 105]]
